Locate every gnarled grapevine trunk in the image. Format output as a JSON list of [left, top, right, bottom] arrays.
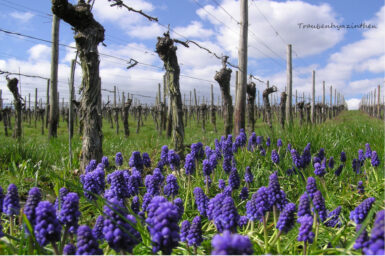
[[52, 0, 104, 171], [156, 32, 184, 157], [263, 86, 277, 129], [246, 81, 256, 133], [215, 57, 233, 136], [6, 78, 22, 139]]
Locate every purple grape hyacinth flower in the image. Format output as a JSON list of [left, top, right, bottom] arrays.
[[291, 149, 303, 169], [334, 164, 344, 176], [267, 171, 287, 211], [354, 224, 370, 250], [174, 197, 184, 220], [228, 167, 240, 190], [131, 196, 140, 214], [164, 174, 179, 198], [103, 198, 141, 253], [63, 244, 76, 255], [239, 187, 249, 200], [92, 215, 104, 241], [371, 151, 380, 167], [238, 216, 249, 228], [187, 216, 203, 247], [266, 137, 271, 147], [328, 156, 335, 169], [76, 225, 103, 255], [184, 153, 196, 175], [146, 197, 180, 254], [216, 196, 239, 232], [314, 162, 326, 177], [34, 201, 62, 246], [24, 187, 42, 229], [218, 179, 226, 190], [365, 143, 372, 159], [298, 193, 312, 218], [211, 230, 254, 255], [271, 149, 280, 164], [115, 152, 123, 167], [246, 187, 270, 221], [297, 215, 315, 243], [55, 187, 69, 211], [168, 150, 181, 171], [358, 149, 366, 163], [193, 187, 208, 217], [160, 145, 169, 165], [350, 197, 376, 224], [306, 177, 318, 199], [357, 181, 365, 194], [340, 151, 347, 163], [101, 156, 109, 168], [3, 184, 20, 216], [324, 206, 342, 228], [277, 138, 283, 147], [129, 151, 143, 171], [180, 220, 190, 243], [202, 159, 212, 177], [58, 192, 81, 233], [363, 210, 385, 255], [312, 190, 327, 222], [142, 152, 151, 168], [244, 166, 253, 184], [276, 203, 297, 233]]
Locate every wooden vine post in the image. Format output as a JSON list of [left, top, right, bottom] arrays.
[[52, 0, 105, 171], [214, 56, 233, 135], [156, 32, 185, 157]]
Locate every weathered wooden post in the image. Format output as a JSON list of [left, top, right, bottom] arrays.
[[311, 70, 315, 124], [280, 92, 287, 129], [329, 86, 333, 119], [286, 44, 293, 125], [45, 79, 50, 129], [378, 85, 381, 119], [210, 84, 217, 132], [49, 14, 60, 138]]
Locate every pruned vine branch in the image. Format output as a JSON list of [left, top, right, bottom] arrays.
[[108, 0, 158, 22]]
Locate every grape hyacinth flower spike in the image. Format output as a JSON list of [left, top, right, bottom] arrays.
[[34, 201, 62, 251], [23, 187, 42, 231], [3, 184, 20, 217], [58, 192, 81, 234], [211, 230, 254, 255], [350, 197, 376, 224], [180, 220, 190, 243], [363, 210, 385, 255], [340, 151, 346, 163], [115, 152, 123, 167], [76, 225, 103, 255], [187, 216, 203, 253], [371, 151, 380, 167]]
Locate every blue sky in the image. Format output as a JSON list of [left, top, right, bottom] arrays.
[[0, 0, 384, 109]]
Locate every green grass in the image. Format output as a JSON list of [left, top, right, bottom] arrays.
[[0, 110, 383, 255]]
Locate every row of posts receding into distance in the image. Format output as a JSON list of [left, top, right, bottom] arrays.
[[359, 85, 384, 119]]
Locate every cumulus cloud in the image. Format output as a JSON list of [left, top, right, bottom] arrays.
[[346, 98, 361, 110], [10, 11, 35, 23], [197, 0, 344, 59]]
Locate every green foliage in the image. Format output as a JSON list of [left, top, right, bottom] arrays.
[[0, 111, 383, 255]]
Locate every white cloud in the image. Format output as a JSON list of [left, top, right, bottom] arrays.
[[28, 44, 51, 61], [127, 23, 165, 39], [174, 21, 214, 39], [315, 5, 385, 97], [356, 55, 385, 73], [346, 98, 361, 110], [197, 0, 344, 59], [10, 11, 35, 23]]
